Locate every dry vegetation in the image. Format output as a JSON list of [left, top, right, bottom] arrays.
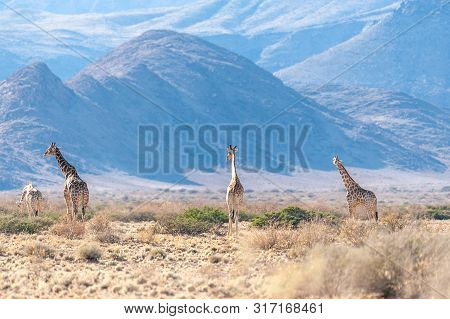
[[0, 197, 449, 298]]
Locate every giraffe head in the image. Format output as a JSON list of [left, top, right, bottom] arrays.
[[226, 145, 238, 161], [332, 155, 341, 167], [44, 142, 58, 157]]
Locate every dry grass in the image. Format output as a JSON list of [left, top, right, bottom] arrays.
[[23, 241, 54, 259], [76, 243, 102, 262], [51, 216, 85, 239], [338, 219, 379, 246], [87, 214, 119, 243], [0, 197, 449, 299], [136, 223, 159, 243], [249, 228, 299, 250], [266, 228, 450, 298], [380, 212, 409, 231]]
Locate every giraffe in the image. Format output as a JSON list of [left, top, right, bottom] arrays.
[[18, 182, 44, 217], [226, 145, 244, 236], [333, 155, 378, 221], [44, 143, 89, 220]]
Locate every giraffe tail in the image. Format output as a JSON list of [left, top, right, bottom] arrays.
[[375, 211, 378, 222]]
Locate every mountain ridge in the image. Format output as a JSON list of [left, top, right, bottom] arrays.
[[0, 30, 446, 190], [276, 0, 450, 108]]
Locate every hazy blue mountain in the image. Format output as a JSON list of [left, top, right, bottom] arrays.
[[0, 30, 445, 189], [301, 84, 450, 164], [0, 0, 398, 79], [277, 0, 450, 108], [0, 62, 125, 189]]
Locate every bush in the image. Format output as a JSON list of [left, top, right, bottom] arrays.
[[338, 219, 378, 246], [0, 215, 55, 234], [87, 214, 119, 243], [76, 243, 102, 262], [251, 207, 336, 228], [137, 224, 158, 243], [380, 212, 408, 231], [426, 206, 450, 220], [159, 207, 227, 235], [24, 241, 54, 259], [239, 211, 257, 222], [249, 228, 299, 250], [266, 229, 450, 298], [51, 216, 85, 239]]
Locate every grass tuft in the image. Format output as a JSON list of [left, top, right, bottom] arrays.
[[76, 243, 102, 262], [51, 216, 85, 239], [87, 214, 119, 243], [24, 241, 54, 259]]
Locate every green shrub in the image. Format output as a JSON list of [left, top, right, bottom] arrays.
[[0, 215, 55, 234], [251, 206, 337, 228], [252, 207, 312, 228], [159, 207, 227, 235], [182, 207, 228, 224], [426, 206, 450, 220], [239, 211, 257, 221]]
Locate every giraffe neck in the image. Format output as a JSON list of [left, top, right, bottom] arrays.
[[336, 162, 358, 190], [231, 154, 238, 180], [54, 148, 78, 179]]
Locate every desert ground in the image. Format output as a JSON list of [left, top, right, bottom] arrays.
[[0, 184, 449, 299]]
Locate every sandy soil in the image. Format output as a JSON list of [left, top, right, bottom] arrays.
[[0, 221, 289, 298]]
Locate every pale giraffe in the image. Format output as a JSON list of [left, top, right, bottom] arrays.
[[333, 155, 378, 221], [18, 182, 44, 217], [226, 145, 244, 236], [44, 143, 89, 220]]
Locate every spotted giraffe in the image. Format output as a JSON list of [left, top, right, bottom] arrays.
[[18, 182, 44, 217], [333, 155, 378, 221], [44, 143, 89, 220], [226, 145, 244, 236]]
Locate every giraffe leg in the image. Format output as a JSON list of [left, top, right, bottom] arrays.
[[371, 203, 378, 222], [226, 201, 232, 236], [64, 188, 71, 218], [81, 188, 89, 221], [38, 200, 43, 216], [365, 197, 377, 222], [348, 203, 356, 220], [26, 201, 31, 218], [235, 208, 239, 236], [373, 198, 378, 222], [72, 200, 78, 221]]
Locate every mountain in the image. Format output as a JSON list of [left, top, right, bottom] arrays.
[[68, 30, 445, 170], [276, 0, 450, 108], [0, 0, 398, 79], [0, 30, 446, 190], [0, 62, 122, 190], [301, 85, 450, 164]]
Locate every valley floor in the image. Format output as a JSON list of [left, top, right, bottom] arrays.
[[0, 199, 449, 298]]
